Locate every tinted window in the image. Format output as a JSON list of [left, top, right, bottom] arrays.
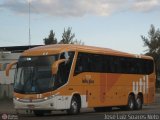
[[74, 52, 154, 75], [55, 51, 75, 86]]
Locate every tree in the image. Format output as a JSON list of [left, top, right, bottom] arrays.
[[141, 24, 160, 87], [59, 27, 75, 44], [59, 27, 84, 45], [43, 28, 84, 45], [43, 30, 57, 45], [73, 39, 84, 45]]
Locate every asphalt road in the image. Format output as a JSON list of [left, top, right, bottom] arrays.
[[0, 94, 160, 120], [17, 105, 160, 120]]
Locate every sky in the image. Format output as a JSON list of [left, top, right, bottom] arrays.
[[0, 0, 160, 54]]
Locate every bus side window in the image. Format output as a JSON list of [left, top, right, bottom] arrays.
[[74, 53, 83, 74], [56, 51, 75, 85], [60, 52, 65, 59], [146, 60, 154, 74], [109, 56, 115, 73], [92, 54, 103, 72], [74, 53, 91, 75]]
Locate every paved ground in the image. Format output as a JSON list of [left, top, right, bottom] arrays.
[[0, 94, 160, 120]]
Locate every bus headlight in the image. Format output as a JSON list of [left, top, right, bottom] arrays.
[[14, 97, 20, 101], [43, 95, 55, 100], [44, 97, 48, 100]]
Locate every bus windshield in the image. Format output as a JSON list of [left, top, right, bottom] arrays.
[[14, 55, 59, 94], [14, 51, 75, 94]]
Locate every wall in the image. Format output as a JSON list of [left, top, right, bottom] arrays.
[[0, 52, 20, 99], [0, 84, 14, 99]]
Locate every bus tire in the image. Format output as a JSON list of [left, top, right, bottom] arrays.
[[67, 96, 80, 115], [135, 96, 143, 110], [127, 95, 135, 110]]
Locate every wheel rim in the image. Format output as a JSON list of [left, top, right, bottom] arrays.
[[71, 100, 78, 113], [129, 99, 134, 109], [136, 98, 142, 108]]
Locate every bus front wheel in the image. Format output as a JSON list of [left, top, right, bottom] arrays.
[[67, 96, 80, 115]]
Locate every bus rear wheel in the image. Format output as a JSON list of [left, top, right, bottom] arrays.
[[127, 95, 136, 110], [135, 96, 143, 110], [67, 96, 80, 115]]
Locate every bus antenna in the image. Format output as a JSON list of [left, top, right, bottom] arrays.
[[28, 0, 31, 47]]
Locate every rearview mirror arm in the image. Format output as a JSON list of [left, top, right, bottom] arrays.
[[6, 61, 17, 76]]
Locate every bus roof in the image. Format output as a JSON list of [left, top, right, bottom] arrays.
[[22, 44, 153, 60]]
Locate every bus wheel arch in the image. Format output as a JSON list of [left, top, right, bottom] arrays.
[[135, 92, 143, 110], [67, 93, 81, 115]]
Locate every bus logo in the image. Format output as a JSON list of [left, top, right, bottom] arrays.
[[132, 75, 148, 94]]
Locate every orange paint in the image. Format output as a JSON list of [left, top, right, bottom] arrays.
[[100, 74, 107, 102], [107, 73, 121, 91]]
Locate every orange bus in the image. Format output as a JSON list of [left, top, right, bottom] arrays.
[[6, 44, 155, 116]]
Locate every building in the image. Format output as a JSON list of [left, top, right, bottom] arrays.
[[0, 45, 42, 99]]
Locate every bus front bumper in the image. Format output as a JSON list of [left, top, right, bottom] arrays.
[[13, 95, 71, 110]]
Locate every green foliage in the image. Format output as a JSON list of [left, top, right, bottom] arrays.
[[59, 27, 83, 45], [43, 27, 84, 45], [59, 27, 75, 44], [43, 30, 57, 45], [142, 24, 160, 87], [73, 39, 84, 45]]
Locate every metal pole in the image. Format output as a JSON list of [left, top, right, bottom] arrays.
[[29, 0, 31, 47]]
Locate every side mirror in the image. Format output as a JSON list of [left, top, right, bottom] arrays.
[[51, 59, 66, 75], [6, 61, 17, 76]]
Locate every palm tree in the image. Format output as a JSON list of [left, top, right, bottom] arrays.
[[142, 24, 160, 87]]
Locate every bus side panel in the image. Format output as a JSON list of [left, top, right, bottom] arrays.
[[69, 72, 155, 108], [144, 74, 156, 104]]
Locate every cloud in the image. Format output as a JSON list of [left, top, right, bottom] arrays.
[[0, 0, 160, 17], [30, 0, 128, 17], [131, 0, 160, 12], [0, 0, 29, 14]]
